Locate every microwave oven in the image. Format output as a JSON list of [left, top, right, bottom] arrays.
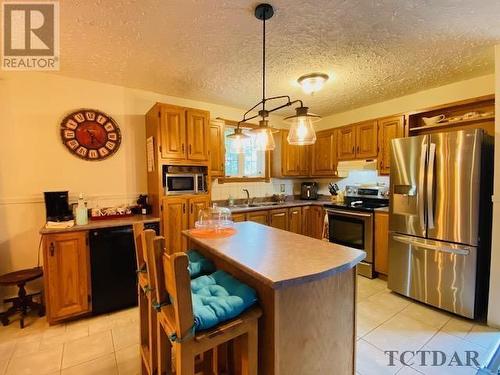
[[165, 173, 206, 195]]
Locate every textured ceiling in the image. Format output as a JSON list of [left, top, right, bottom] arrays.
[[56, 0, 500, 116]]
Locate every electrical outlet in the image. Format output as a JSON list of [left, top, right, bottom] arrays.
[[280, 184, 285, 193]]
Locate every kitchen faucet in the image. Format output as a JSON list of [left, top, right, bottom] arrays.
[[243, 189, 251, 206]]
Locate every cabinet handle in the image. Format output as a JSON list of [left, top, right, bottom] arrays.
[[190, 203, 193, 214], [49, 242, 55, 256], [357, 146, 360, 153], [352, 146, 354, 154], [183, 204, 186, 213], [189, 144, 192, 154], [182, 144, 185, 152]]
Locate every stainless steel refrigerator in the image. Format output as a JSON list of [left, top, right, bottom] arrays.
[[388, 129, 493, 319]]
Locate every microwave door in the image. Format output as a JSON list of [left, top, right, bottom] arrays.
[[389, 135, 428, 238], [427, 130, 481, 245]]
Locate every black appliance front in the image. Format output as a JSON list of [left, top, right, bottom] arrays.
[[89, 222, 159, 315], [44, 191, 74, 221], [328, 214, 365, 250]]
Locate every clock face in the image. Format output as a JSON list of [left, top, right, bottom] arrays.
[[60, 109, 121, 161]]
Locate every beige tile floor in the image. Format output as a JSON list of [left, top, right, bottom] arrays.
[[0, 277, 498, 375]]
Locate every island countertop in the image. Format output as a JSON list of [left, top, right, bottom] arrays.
[[183, 221, 365, 289]]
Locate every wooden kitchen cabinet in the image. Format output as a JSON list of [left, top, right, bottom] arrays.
[[188, 195, 210, 229], [269, 209, 289, 230], [374, 211, 389, 276], [162, 197, 189, 253], [152, 103, 210, 163], [232, 213, 246, 222], [337, 126, 356, 160], [246, 210, 269, 226], [355, 120, 378, 159], [162, 195, 210, 252], [311, 129, 337, 176], [272, 130, 310, 177], [159, 104, 186, 160], [43, 231, 90, 324], [302, 205, 325, 239], [186, 109, 210, 161], [378, 116, 404, 174], [288, 207, 302, 234], [209, 120, 225, 177]]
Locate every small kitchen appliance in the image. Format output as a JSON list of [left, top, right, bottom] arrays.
[[163, 165, 207, 195], [44, 191, 74, 222], [300, 182, 319, 200]]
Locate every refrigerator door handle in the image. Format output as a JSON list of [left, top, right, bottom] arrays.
[[427, 143, 436, 229], [418, 143, 427, 229], [392, 235, 471, 256]]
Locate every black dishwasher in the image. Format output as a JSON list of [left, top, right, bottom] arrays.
[[89, 222, 159, 315]]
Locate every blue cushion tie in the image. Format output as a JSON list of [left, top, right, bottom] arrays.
[[167, 325, 196, 343], [187, 250, 215, 278]]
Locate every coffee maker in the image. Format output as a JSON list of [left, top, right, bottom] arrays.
[[300, 182, 319, 200], [44, 191, 74, 222]]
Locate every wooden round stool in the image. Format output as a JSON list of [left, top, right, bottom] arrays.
[[0, 267, 45, 328]]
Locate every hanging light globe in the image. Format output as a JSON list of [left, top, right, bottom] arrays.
[[226, 127, 250, 154], [284, 106, 321, 145]]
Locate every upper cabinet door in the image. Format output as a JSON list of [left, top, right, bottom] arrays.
[[311, 130, 336, 176], [159, 105, 186, 160], [378, 116, 404, 174], [209, 121, 225, 177], [186, 109, 209, 161], [355, 121, 378, 159], [337, 126, 356, 160]]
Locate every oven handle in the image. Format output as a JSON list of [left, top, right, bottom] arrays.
[[326, 209, 372, 218]]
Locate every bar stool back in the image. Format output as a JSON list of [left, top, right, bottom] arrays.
[[132, 223, 157, 375], [143, 230, 261, 375]]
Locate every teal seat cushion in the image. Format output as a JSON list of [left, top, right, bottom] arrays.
[[187, 250, 215, 279], [191, 270, 258, 331]]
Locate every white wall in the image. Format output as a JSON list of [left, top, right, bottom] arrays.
[[317, 74, 494, 129], [488, 46, 500, 328]]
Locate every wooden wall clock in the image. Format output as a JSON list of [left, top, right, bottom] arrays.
[[60, 109, 121, 161]]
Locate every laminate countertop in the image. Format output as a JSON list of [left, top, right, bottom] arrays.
[[183, 221, 365, 289], [39, 215, 160, 234]]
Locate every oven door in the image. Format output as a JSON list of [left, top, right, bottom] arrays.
[[165, 174, 196, 194], [327, 209, 374, 277]]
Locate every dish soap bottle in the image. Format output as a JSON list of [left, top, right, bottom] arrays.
[[75, 193, 88, 226]]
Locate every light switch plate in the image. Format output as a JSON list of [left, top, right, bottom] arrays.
[[280, 184, 285, 193]]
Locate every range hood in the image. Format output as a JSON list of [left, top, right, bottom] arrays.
[[336, 159, 378, 178]]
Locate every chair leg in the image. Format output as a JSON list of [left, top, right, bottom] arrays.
[[240, 323, 258, 375], [157, 322, 171, 374], [174, 343, 194, 375]]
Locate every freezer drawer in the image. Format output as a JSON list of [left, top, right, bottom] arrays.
[[388, 233, 477, 318]]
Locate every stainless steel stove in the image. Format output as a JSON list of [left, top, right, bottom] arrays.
[[325, 186, 389, 278]]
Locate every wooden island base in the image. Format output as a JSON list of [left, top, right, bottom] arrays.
[[184, 222, 363, 374]]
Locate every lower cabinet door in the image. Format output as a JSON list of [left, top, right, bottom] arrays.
[[232, 213, 246, 222], [162, 197, 189, 252], [246, 210, 269, 226], [188, 196, 210, 229], [374, 212, 389, 275], [269, 209, 289, 231], [43, 232, 90, 323], [288, 207, 302, 234]]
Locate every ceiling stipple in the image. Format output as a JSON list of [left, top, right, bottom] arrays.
[[56, 0, 499, 116]]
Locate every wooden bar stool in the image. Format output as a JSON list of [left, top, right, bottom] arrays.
[[0, 267, 45, 328], [142, 230, 261, 375], [132, 223, 157, 375]]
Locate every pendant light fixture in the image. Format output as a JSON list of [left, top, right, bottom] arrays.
[[297, 73, 329, 95], [226, 3, 320, 152]]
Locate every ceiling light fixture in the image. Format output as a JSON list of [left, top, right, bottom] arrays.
[[297, 73, 329, 95], [227, 3, 320, 152]]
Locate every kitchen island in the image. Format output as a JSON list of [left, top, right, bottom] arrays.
[[183, 221, 365, 375]]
